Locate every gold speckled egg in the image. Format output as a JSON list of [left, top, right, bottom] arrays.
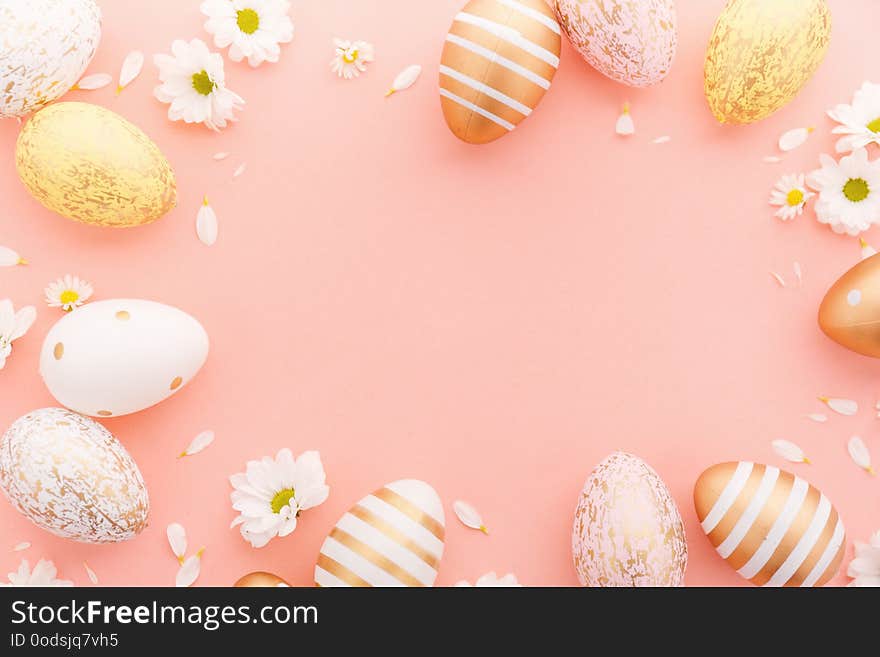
[[0, 408, 149, 543], [0, 0, 102, 118], [15, 102, 177, 227], [235, 572, 291, 587], [704, 0, 831, 124]]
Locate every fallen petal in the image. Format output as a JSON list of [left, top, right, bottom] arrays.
[[0, 246, 27, 267], [117, 50, 144, 93], [176, 550, 203, 587], [848, 436, 875, 475], [386, 64, 422, 96], [772, 439, 810, 464], [778, 126, 813, 152], [819, 397, 858, 416], [196, 196, 218, 246], [167, 523, 187, 563], [83, 562, 98, 585], [74, 73, 112, 90], [179, 430, 214, 458], [453, 500, 489, 534]]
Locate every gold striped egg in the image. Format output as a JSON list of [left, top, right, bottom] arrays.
[[0, 408, 149, 543], [439, 0, 561, 144], [704, 0, 831, 124], [15, 102, 176, 227], [694, 462, 845, 586], [315, 479, 445, 587], [818, 253, 880, 358]]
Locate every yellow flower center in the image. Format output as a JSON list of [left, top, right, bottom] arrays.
[[867, 117, 880, 133], [786, 189, 804, 207], [270, 488, 296, 514], [191, 70, 215, 96], [844, 177, 870, 202], [343, 49, 359, 64], [59, 290, 79, 306], [236, 8, 260, 34]]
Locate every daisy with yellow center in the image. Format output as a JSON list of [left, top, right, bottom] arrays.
[[827, 81, 880, 154], [201, 0, 294, 68], [330, 38, 374, 79], [44, 275, 93, 312], [808, 148, 880, 236], [769, 173, 813, 221]]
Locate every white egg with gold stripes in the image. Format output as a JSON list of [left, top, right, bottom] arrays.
[[694, 462, 846, 587], [439, 0, 562, 144], [315, 479, 445, 587]]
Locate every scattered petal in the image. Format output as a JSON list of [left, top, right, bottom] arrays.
[[213, 152, 230, 161], [860, 237, 878, 260], [117, 50, 144, 94], [770, 271, 786, 287], [176, 549, 203, 587], [652, 135, 671, 144], [807, 413, 827, 423], [778, 126, 814, 152], [83, 562, 98, 585], [73, 73, 112, 91], [12, 542, 30, 552], [386, 64, 421, 96], [818, 397, 858, 416], [772, 439, 810, 464], [232, 162, 247, 179], [179, 430, 214, 458], [0, 246, 27, 267], [167, 523, 187, 563], [453, 500, 489, 534], [615, 102, 634, 136], [848, 436, 875, 475], [793, 261, 803, 285], [763, 155, 783, 163], [196, 196, 218, 246]]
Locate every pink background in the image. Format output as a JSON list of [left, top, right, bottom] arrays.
[[1, 0, 878, 587]]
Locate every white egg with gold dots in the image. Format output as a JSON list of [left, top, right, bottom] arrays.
[[39, 299, 209, 418]]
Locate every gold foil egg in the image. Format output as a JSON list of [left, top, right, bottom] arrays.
[[235, 572, 291, 587], [818, 253, 880, 357], [0, 408, 150, 543], [572, 452, 688, 586], [15, 102, 177, 227], [554, 0, 677, 87], [704, 0, 831, 124], [0, 0, 102, 118], [694, 462, 845, 586], [439, 0, 562, 144]]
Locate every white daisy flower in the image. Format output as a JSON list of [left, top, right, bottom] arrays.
[[827, 81, 880, 154], [153, 39, 245, 131], [808, 148, 880, 235], [229, 449, 329, 548], [455, 572, 521, 587], [769, 173, 813, 221], [847, 530, 880, 587], [0, 299, 36, 371], [201, 0, 294, 68], [44, 274, 93, 312], [6, 559, 73, 586], [330, 38, 374, 79]]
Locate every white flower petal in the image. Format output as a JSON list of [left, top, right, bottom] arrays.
[[386, 64, 421, 96], [778, 127, 813, 152], [176, 550, 203, 587], [213, 152, 230, 161], [772, 439, 810, 464], [117, 50, 144, 93], [770, 271, 786, 287], [860, 238, 878, 260], [615, 103, 634, 136], [179, 430, 214, 458], [232, 162, 246, 179], [166, 523, 187, 562], [848, 435, 875, 475], [763, 156, 783, 163], [0, 246, 26, 267], [806, 413, 827, 423], [196, 197, 218, 246], [12, 542, 30, 552], [453, 500, 488, 534], [793, 261, 802, 285], [75, 73, 112, 90], [83, 562, 98, 585], [652, 135, 671, 144], [819, 397, 858, 416]]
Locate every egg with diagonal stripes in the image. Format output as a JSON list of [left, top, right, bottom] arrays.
[[439, 0, 562, 144], [694, 462, 846, 586], [315, 480, 445, 587]]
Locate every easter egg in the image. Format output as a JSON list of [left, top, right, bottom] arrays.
[[572, 452, 687, 587], [439, 0, 561, 144], [235, 572, 290, 587], [694, 462, 845, 586], [0, 0, 101, 118], [704, 0, 831, 124], [0, 408, 149, 543], [554, 0, 677, 87], [315, 479, 445, 587], [39, 299, 209, 418], [15, 102, 177, 227], [818, 253, 880, 357]]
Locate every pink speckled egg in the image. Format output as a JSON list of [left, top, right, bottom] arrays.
[[572, 452, 687, 586]]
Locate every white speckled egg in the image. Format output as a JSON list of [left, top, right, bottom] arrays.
[[39, 299, 209, 418], [315, 479, 445, 587], [572, 452, 687, 586], [0, 408, 149, 543], [554, 0, 677, 87], [1, 0, 102, 118]]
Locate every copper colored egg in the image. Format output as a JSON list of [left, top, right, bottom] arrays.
[[818, 253, 880, 357], [234, 571, 290, 587]]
